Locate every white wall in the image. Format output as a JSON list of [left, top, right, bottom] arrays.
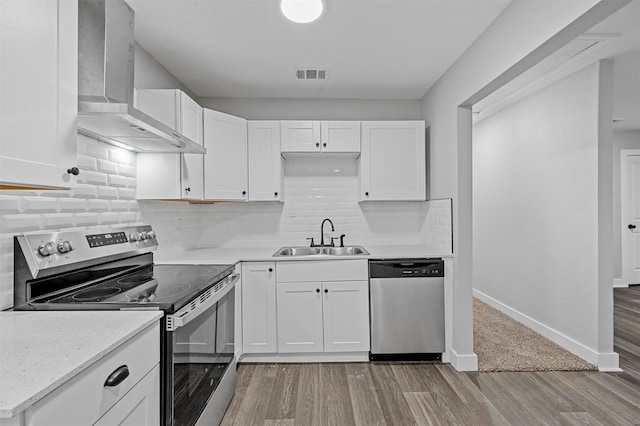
[[418, 0, 621, 370], [199, 97, 421, 121], [473, 63, 611, 363], [134, 43, 199, 101], [613, 130, 640, 282]]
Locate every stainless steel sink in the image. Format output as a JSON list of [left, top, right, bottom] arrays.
[[273, 245, 370, 257]]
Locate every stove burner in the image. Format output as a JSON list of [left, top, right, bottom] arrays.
[[72, 286, 121, 301]]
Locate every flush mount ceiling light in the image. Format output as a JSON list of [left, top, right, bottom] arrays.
[[281, 0, 324, 24]]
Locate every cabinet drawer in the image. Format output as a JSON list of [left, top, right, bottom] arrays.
[[25, 323, 159, 426], [276, 260, 367, 283]]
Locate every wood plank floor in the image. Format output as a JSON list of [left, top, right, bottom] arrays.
[[222, 287, 640, 425]]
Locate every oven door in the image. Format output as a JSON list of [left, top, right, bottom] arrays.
[[165, 274, 238, 426]]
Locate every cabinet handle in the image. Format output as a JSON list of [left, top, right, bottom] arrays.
[[324, 289, 328, 293], [316, 289, 320, 293], [104, 365, 130, 387], [67, 167, 80, 176], [268, 267, 273, 272]]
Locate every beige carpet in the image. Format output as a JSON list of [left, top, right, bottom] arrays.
[[473, 298, 597, 372]]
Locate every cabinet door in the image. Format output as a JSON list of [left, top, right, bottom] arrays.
[[204, 109, 248, 200], [93, 365, 160, 426], [248, 121, 282, 201], [178, 92, 203, 145], [276, 282, 324, 353], [180, 153, 204, 200], [321, 121, 360, 153], [136, 154, 181, 199], [280, 121, 320, 152], [360, 121, 426, 201], [322, 281, 370, 352], [242, 262, 277, 353], [0, 0, 78, 189]]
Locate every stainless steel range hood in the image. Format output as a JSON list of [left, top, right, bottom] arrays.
[[77, 0, 205, 154]]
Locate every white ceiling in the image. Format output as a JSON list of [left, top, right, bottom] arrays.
[[126, 0, 511, 100]]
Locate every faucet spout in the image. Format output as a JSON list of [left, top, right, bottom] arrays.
[[320, 218, 335, 247]]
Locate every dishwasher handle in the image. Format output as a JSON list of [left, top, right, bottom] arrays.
[[369, 259, 444, 278]]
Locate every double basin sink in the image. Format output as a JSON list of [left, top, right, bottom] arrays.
[[273, 245, 370, 257]]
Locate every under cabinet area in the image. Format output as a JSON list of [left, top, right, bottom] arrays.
[[360, 121, 426, 201], [0, 0, 78, 190], [280, 121, 360, 154], [136, 89, 205, 200]]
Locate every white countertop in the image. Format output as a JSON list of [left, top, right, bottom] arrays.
[[0, 311, 163, 418], [156, 244, 452, 265]]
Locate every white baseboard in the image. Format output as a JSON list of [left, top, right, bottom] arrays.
[[473, 289, 618, 370], [450, 349, 478, 372], [613, 278, 628, 288]]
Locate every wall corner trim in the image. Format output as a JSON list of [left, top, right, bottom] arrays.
[[597, 352, 621, 372]]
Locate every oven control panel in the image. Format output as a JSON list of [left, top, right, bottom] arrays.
[[16, 225, 159, 276]]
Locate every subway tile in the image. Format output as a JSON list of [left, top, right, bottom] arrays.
[[88, 199, 110, 212], [78, 140, 109, 160], [78, 170, 108, 186], [118, 163, 136, 177], [0, 196, 21, 213], [74, 212, 100, 227], [42, 213, 74, 230], [1, 214, 41, 232], [77, 155, 98, 171], [108, 174, 129, 188], [59, 198, 88, 212], [69, 184, 97, 199], [21, 197, 58, 213], [120, 211, 137, 223], [97, 159, 119, 174], [118, 188, 136, 199], [109, 147, 136, 165], [97, 186, 119, 199], [99, 212, 120, 225], [110, 200, 130, 212]]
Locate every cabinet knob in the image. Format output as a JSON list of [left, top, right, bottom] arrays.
[[316, 142, 320, 148], [316, 289, 320, 293], [324, 289, 328, 293], [629, 224, 637, 229], [242, 190, 247, 196], [268, 267, 273, 272], [274, 192, 278, 197], [323, 143, 327, 148], [67, 167, 80, 176], [185, 187, 191, 192], [365, 191, 369, 197]]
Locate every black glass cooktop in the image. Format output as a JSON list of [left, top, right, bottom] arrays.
[[43, 264, 234, 313]]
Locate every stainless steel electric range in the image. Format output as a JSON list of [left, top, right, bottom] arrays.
[[13, 225, 239, 426]]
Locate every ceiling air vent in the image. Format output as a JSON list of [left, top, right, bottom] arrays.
[[296, 68, 328, 80]]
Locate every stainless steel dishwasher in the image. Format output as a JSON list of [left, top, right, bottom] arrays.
[[369, 258, 445, 361]]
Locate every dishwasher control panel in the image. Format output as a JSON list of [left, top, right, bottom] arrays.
[[369, 258, 444, 278]]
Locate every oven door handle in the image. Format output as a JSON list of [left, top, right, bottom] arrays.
[[166, 273, 239, 332]]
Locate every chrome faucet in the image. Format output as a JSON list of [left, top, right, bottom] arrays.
[[320, 218, 335, 247]]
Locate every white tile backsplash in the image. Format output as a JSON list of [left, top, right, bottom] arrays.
[[140, 157, 453, 259], [0, 134, 141, 310]]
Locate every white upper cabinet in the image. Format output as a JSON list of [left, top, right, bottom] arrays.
[[248, 121, 282, 202], [0, 0, 78, 189], [281, 121, 360, 154], [360, 121, 426, 201], [204, 109, 248, 201], [135, 89, 204, 200]]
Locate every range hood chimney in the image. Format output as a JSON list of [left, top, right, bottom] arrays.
[[77, 0, 205, 154]]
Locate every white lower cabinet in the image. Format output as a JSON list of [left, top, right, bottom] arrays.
[[23, 323, 160, 426], [241, 262, 277, 353], [276, 280, 369, 353], [275, 260, 370, 354]]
